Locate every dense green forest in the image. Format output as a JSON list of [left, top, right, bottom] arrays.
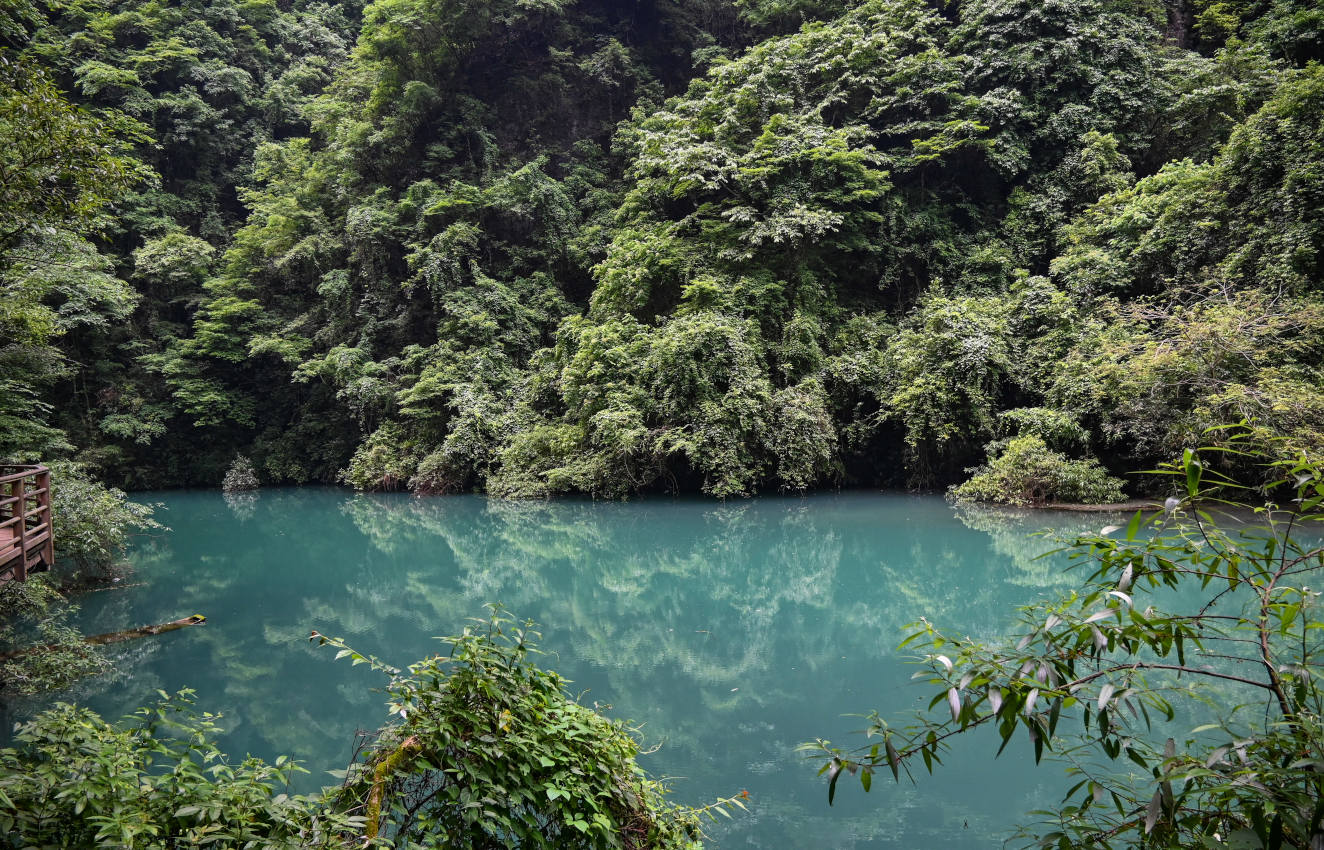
[[3, 0, 1323, 499], [8, 3, 1324, 845]]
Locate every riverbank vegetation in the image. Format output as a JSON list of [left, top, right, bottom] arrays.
[[1, 0, 1320, 501], [0, 611, 737, 849], [3, 0, 1324, 843], [809, 433, 1324, 847]]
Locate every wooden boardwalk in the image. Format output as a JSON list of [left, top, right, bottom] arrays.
[[1, 464, 53, 581]]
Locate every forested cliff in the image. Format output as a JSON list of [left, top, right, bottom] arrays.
[[3, 0, 1323, 498]]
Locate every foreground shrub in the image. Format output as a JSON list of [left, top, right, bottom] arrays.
[[0, 691, 355, 848], [318, 609, 740, 848], [810, 431, 1324, 847], [949, 435, 1126, 506], [48, 460, 159, 577], [0, 463, 156, 694], [0, 610, 737, 848], [0, 576, 108, 695]]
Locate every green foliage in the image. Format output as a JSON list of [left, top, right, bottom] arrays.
[[0, 54, 148, 253], [807, 431, 1324, 846], [2, 0, 360, 486], [995, 407, 1090, 452], [734, 0, 850, 32], [0, 612, 739, 848], [879, 291, 1017, 485], [1055, 65, 1324, 300], [1050, 289, 1324, 469], [341, 422, 418, 491], [0, 690, 357, 848], [146, 0, 738, 491], [132, 230, 216, 292], [0, 55, 146, 463], [0, 576, 108, 696], [0, 0, 40, 47], [475, 0, 1183, 495], [7, 0, 1320, 498], [48, 461, 160, 578], [1191, 0, 1323, 63], [949, 435, 1126, 507], [317, 609, 743, 848], [1024, 66, 1324, 481], [0, 229, 139, 458], [0, 462, 157, 696], [0, 231, 137, 348]]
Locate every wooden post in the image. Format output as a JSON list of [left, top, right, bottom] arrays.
[[38, 467, 52, 569], [14, 473, 25, 582], [0, 476, 9, 578]]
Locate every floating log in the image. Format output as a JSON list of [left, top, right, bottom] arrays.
[[0, 614, 205, 662], [83, 614, 207, 645]]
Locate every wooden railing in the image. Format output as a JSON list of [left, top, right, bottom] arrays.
[[0, 464, 53, 581]]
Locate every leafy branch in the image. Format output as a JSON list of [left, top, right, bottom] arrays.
[[804, 428, 1324, 848]]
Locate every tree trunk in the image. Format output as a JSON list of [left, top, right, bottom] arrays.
[[1166, 0, 1193, 49]]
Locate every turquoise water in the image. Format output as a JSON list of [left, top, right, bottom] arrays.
[[44, 490, 1113, 847]]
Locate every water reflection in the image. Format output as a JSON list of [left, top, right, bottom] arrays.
[[223, 490, 260, 522], [38, 490, 1116, 848]]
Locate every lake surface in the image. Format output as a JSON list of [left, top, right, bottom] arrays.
[[36, 490, 1119, 847]]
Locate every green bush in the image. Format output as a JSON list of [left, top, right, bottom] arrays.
[[221, 454, 260, 492], [0, 611, 739, 848], [0, 464, 157, 694], [48, 461, 159, 578], [0, 576, 108, 695], [949, 435, 1126, 506], [319, 610, 740, 848], [0, 691, 354, 848], [340, 423, 419, 492]]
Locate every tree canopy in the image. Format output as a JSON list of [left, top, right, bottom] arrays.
[[2, 0, 1321, 501]]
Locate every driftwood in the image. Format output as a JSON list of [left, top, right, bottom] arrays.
[[83, 614, 207, 645], [0, 614, 206, 661]]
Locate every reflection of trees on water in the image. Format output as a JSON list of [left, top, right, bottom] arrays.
[[331, 496, 1097, 759], [46, 491, 1100, 845], [340, 496, 847, 684], [224, 491, 259, 522], [953, 504, 1138, 590]]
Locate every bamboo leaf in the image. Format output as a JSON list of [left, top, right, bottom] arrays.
[[1144, 789, 1162, 834], [1097, 683, 1116, 711]]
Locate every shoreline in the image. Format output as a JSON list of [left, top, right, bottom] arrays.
[[1042, 499, 1165, 513]]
